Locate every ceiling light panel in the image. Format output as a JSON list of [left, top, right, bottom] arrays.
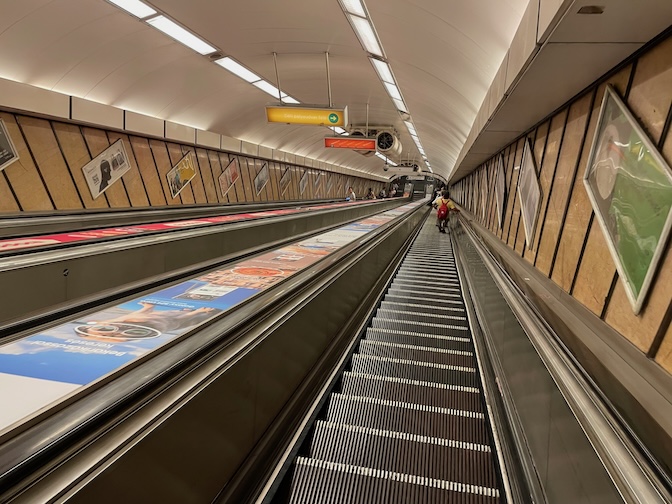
[[107, 0, 156, 18], [282, 96, 301, 104], [215, 57, 261, 83], [392, 98, 407, 113], [370, 58, 394, 84], [254, 80, 286, 98], [146, 15, 216, 55], [340, 0, 367, 17], [349, 15, 383, 57]]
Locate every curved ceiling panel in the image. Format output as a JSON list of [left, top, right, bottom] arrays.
[[0, 0, 529, 179]]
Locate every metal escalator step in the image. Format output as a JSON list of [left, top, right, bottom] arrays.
[[392, 276, 459, 287], [371, 318, 469, 337], [364, 327, 472, 353], [288, 457, 500, 504], [386, 287, 462, 301], [379, 300, 465, 314], [374, 308, 466, 325], [325, 394, 488, 444], [396, 268, 457, 278], [350, 354, 478, 389], [308, 421, 498, 488], [359, 340, 475, 368], [383, 293, 464, 307], [391, 280, 462, 293], [341, 372, 483, 412]]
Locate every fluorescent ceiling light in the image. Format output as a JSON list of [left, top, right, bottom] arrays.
[[393, 98, 407, 113], [215, 57, 261, 83], [349, 15, 383, 57], [282, 96, 300, 104], [334, 127, 347, 134], [147, 16, 216, 55], [341, 0, 367, 17], [370, 58, 394, 84], [254, 80, 286, 98], [107, 0, 156, 18], [383, 82, 402, 101]]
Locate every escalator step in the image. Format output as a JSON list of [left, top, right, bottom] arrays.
[[383, 293, 464, 307], [386, 287, 462, 302], [358, 340, 475, 368], [364, 327, 472, 353], [371, 318, 469, 338], [341, 372, 483, 412], [288, 457, 500, 504], [379, 300, 464, 314], [374, 308, 466, 325], [325, 394, 488, 443], [308, 421, 498, 488]]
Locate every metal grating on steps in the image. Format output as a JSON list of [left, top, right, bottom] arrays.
[[283, 216, 503, 503]]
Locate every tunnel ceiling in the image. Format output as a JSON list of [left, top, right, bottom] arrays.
[[0, 0, 529, 180]]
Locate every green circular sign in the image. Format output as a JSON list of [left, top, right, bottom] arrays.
[[328, 113, 339, 124]]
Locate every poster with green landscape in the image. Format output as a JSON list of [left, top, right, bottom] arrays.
[[584, 85, 672, 314]]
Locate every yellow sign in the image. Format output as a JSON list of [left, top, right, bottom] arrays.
[[266, 106, 347, 127]]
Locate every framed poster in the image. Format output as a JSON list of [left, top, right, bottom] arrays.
[[167, 152, 196, 199], [218, 158, 240, 197], [0, 119, 19, 173], [314, 171, 322, 188], [517, 138, 542, 248], [495, 154, 506, 229], [279, 167, 292, 195], [254, 163, 269, 195], [584, 85, 672, 314], [326, 175, 334, 195], [480, 168, 488, 222], [82, 138, 131, 199], [299, 170, 309, 195]]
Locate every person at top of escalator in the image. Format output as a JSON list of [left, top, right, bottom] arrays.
[[365, 187, 376, 199], [433, 190, 458, 234], [346, 186, 356, 201]]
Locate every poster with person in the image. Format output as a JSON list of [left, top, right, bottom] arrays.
[[81, 139, 131, 199], [218, 158, 240, 198], [254, 163, 269, 195], [167, 152, 196, 199], [584, 85, 672, 314], [0, 119, 19, 173]]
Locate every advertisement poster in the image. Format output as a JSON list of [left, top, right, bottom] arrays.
[[81, 139, 131, 199], [279, 168, 292, 195], [254, 163, 269, 196], [167, 152, 196, 198], [315, 171, 322, 189], [517, 138, 541, 247], [584, 85, 672, 314], [495, 154, 506, 229], [0, 119, 19, 173], [0, 198, 426, 433], [218, 158, 240, 197], [299, 170, 309, 195]]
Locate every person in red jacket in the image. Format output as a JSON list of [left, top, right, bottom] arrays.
[[433, 190, 458, 233]]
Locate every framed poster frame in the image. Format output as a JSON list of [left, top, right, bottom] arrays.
[[0, 119, 19, 173], [517, 138, 542, 248], [495, 154, 506, 229]]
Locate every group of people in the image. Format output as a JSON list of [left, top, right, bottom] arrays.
[[346, 182, 401, 202]]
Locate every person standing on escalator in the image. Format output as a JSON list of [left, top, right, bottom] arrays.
[[433, 190, 458, 233]]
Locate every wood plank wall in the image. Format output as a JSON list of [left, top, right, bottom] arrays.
[[451, 33, 672, 373], [0, 113, 385, 213]]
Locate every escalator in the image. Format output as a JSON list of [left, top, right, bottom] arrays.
[[278, 218, 503, 503]]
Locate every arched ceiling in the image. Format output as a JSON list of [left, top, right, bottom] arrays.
[[0, 0, 530, 180]]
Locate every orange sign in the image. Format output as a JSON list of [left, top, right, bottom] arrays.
[[324, 137, 376, 150]]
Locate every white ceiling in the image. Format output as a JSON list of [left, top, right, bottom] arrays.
[[0, 0, 529, 179]]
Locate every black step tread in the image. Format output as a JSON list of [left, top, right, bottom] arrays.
[[359, 340, 475, 368]]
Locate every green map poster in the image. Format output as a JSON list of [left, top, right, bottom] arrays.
[[584, 85, 672, 314]]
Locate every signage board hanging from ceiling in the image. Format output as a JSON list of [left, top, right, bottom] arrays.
[[266, 106, 348, 127], [324, 137, 376, 150]]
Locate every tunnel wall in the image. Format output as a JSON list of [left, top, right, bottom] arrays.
[[0, 111, 385, 212], [451, 31, 672, 372]]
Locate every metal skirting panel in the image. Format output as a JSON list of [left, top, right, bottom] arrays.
[[282, 218, 503, 503]]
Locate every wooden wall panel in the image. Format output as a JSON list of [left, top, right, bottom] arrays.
[[514, 137, 535, 254], [655, 322, 672, 373], [52, 122, 109, 210], [128, 137, 167, 207], [150, 140, 181, 206], [535, 94, 592, 276], [504, 139, 525, 245], [239, 157, 255, 203], [552, 68, 632, 292], [528, 109, 568, 264], [207, 151, 224, 203], [0, 112, 54, 211], [18, 116, 83, 210], [195, 148, 218, 204], [107, 131, 150, 207], [627, 36, 672, 144], [498, 146, 515, 239], [82, 127, 130, 208], [0, 175, 19, 212]]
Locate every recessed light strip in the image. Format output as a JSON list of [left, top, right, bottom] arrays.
[[107, 0, 156, 18], [215, 56, 300, 103], [146, 15, 216, 55]]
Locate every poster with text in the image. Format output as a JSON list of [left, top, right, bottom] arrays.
[[254, 163, 269, 196], [299, 170, 309, 195], [167, 152, 196, 199], [517, 138, 541, 248], [219, 158, 240, 197], [82, 139, 131, 199], [584, 85, 672, 314], [0, 119, 19, 173], [280, 167, 292, 195]]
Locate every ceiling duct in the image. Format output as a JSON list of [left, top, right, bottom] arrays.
[[376, 129, 402, 158]]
